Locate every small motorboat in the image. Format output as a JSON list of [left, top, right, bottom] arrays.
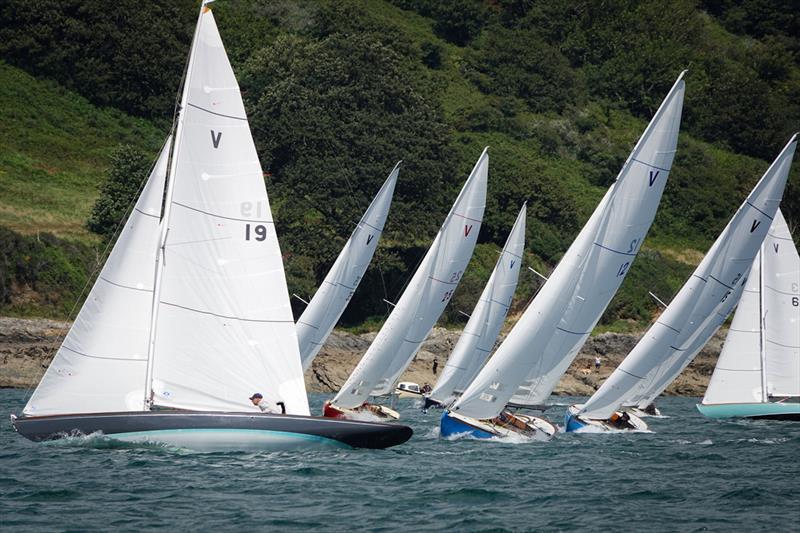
[[395, 382, 423, 398]]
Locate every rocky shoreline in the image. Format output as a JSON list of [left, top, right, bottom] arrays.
[[0, 316, 722, 397]]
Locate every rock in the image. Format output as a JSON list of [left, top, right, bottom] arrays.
[[0, 316, 725, 398]]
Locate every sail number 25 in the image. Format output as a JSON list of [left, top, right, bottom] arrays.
[[245, 224, 267, 241]]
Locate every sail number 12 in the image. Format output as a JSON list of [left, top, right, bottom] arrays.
[[245, 224, 267, 241]]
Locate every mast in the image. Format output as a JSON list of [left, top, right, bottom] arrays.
[[758, 247, 768, 403], [142, 4, 205, 410]]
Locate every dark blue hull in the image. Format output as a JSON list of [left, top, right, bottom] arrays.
[[439, 411, 495, 439]]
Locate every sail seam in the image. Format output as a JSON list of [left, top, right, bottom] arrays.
[[160, 300, 293, 323], [765, 339, 800, 349], [556, 326, 590, 336], [186, 102, 247, 121], [98, 276, 153, 293], [617, 368, 646, 380], [763, 284, 800, 296], [593, 242, 637, 256], [429, 276, 460, 286], [745, 201, 775, 221], [656, 321, 681, 334], [358, 220, 384, 233], [322, 279, 356, 290], [61, 345, 146, 362], [296, 320, 320, 330], [630, 157, 671, 172], [172, 201, 274, 223], [452, 211, 483, 223], [134, 207, 160, 219], [707, 275, 734, 290]]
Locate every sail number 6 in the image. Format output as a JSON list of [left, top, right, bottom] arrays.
[[245, 224, 267, 241]]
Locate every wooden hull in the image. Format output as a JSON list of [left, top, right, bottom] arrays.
[[564, 405, 649, 432], [322, 401, 400, 421]]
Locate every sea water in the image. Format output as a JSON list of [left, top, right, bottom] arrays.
[[2, 390, 798, 531]]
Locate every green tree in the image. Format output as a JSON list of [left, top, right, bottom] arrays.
[[87, 145, 154, 239]]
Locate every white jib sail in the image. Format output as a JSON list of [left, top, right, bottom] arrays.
[[296, 164, 399, 371], [332, 148, 488, 409], [452, 72, 686, 421], [429, 203, 526, 404], [702, 210, 800, 404], [23, 137, 172, 416], [581, 135, 797, 420], [149, 7, 310, 415]]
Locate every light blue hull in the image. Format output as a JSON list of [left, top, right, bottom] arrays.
[[696, 402, 800, 420]]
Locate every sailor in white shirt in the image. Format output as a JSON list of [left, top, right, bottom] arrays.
[[249, 392, 285, 414]]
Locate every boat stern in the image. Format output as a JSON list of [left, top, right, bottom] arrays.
[[440, 410, 496, 439]]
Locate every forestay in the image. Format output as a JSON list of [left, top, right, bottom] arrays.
[[332, 149, 488, 409], [149, 8, 310, 415], [296, 165, 399, 371], [23, 137, 172, 416], [581, 135, 796, 420], [429, 203, 526, 405], [452, 73, 686, 421], [702, 210, 800, 405]]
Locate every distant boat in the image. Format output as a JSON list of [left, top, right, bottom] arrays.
[[567, 135, 797, 433], [323, 148, 488, 420], [425, 203, 527, 409], [395, 381, 423, 399], [697, 210, 800, 420], [296, 164, 399, 372], [441, 72, 687, 441], [11, 2, 411, 451]]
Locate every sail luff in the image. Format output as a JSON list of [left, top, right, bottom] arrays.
[[297, 163, 399, 371], [581, 135, 796, 419], [331, 148, 488, 409], [142, 5, 205, 409], [429, 202, 526, 404], [758, 247, 768, 402]]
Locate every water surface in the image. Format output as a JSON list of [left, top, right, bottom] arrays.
[[2, 390, 798, 531]]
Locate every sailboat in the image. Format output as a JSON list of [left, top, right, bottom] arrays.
[[697, 210, 800, 420], [323, 148, 488, 420], [566, 135, 797, 432], [440, 72, 687, 441], [296, 164, 399, 371], [11, 2, 412, 451], [424, 203, 527, 409]]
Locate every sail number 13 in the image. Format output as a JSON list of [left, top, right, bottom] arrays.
[[245, 224, 267, 241]]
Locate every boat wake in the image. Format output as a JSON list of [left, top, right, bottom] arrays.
[[45, 431, 173, 451], [572, 425, 654, 435]]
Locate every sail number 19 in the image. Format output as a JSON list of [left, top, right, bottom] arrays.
[[245, 224, 267, 241]]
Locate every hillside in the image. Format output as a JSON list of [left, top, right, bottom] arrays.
[[0, 0, 798, 330]]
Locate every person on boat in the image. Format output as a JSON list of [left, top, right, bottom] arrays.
[[421, 383, 432, 394], [249, 393, 286, 414]]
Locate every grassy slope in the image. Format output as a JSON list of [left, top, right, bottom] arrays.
[[0, 3, 794, 326], [0, 62, 164, 242]]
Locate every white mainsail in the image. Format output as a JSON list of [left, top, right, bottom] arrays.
[[429, 203, 526, 404], [148, 7, 309, 415], [452, 72, 686, 421], [332, 148, 488, 409], [296, 164, 399, 371], [23, 136, 172, 416], [580, 135, 796, 420], [701, 210, 800, 405]]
